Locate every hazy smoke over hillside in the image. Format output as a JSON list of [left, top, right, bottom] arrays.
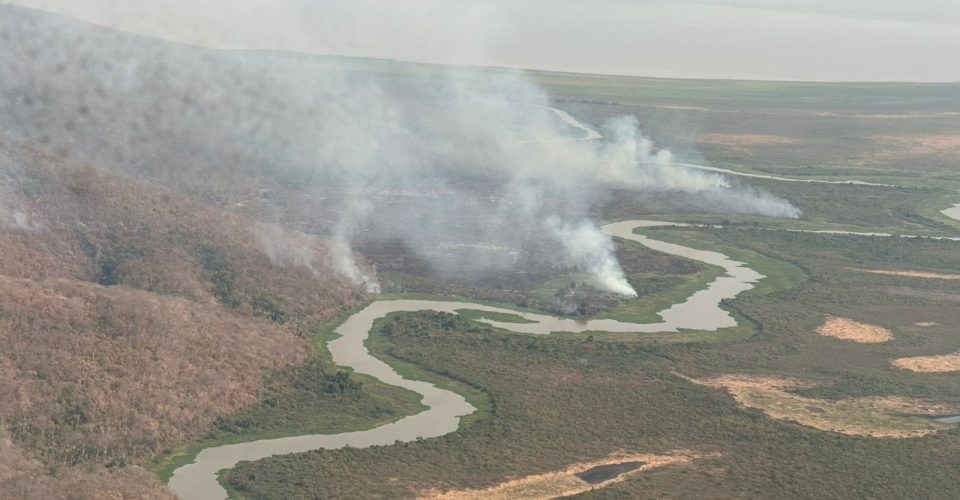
[[0, 202, 34, 231], [0, 178, 36, 231], [307, 68, 798, 295], [0, 4, 801, 295]]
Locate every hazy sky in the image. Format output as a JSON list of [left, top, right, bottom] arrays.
[[5, 0, 960, 81]]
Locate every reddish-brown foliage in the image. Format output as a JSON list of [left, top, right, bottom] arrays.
[[0, 140, 366, 494], [0, 275, 307, 465], [0, 437, 172, 500]]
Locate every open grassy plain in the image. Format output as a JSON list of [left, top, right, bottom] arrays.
[[217, 198, 960, 498], [6, 6, 959, 499], [208, 72, 960, 499]]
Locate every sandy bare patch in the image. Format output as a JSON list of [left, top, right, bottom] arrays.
[[816, 316, 893, 343], [893, 352, 960, 373], [871, 135, 960, 157], [851, 268, 960, 281], [421, 451, 713, 500], [915, 322, 939, 327], [685, 374, 955, 438], [698, 133, 799, 151], [856, 112, 960, 119], [655, 105, 713, 112]]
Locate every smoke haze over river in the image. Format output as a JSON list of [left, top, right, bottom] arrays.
[[0, 4, 801, 294]]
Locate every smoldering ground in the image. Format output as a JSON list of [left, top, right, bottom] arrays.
[[0, 4, 800, 295]]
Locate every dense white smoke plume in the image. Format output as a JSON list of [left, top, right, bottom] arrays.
[[0, 203, 33, 231], [330, 236, 381, 294], [544, 216, 636, 296], [255, 222, 380, 292], [0, 179, 37, 231], [307, 68, 798, 295], [0, 4, 801, 295]]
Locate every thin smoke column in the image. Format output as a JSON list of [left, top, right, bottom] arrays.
[[0, 4, 802, 294], [316, 68, 799, 295], [544, 216, 636, 296]]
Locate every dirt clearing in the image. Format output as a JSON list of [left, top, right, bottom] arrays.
[[698, 133, 799, 151], [870, 135, 960, 158], [685, 374, 955, 438], [852, 268, 960, 280], [893, 352, 960, 373], [421, 451, 713, 499], [816, 316, 893, 343]]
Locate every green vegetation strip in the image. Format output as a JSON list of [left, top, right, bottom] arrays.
[[366, 313, 494, 426], [602, 245, 727, 324], [159, 224, 809, 490], [455, 308, 537, 324], [632, 227, 808, 297], [221, 308, 960, 499], [149, 305, 427, 483]]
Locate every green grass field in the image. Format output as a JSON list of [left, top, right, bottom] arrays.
[[148, 65, 960, 499], [222, 297, 960, 498], [148, 306, 427, 483], [213, 211, 960, 497], [216, 211, 960, 498]]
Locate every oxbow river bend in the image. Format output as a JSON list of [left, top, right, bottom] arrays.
[[167, 107, 960, 499], [167, 219, 765, 500]]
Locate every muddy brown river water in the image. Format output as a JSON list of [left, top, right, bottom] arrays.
[[166, 109, 959, 499], [167, 219, 765, 499]]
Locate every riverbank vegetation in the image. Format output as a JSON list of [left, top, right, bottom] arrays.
[[604, 179, 957, 238], [166, 175, 960, 499], [0, 155, 373, 496], [220, 218, 960, 498], [2, 11, 958, 497], [222, 292, 960, 498], [149, 309, 427, 483]]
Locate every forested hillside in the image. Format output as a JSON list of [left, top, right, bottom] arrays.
[[0, 137, 367, 497]]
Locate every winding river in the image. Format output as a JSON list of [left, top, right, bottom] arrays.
[[167, 108, 959, 499], [674, 162, 901, 188], [167, 220, 765, 500], [671, 163, 960, 224], [556, 106, 960, 222]]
